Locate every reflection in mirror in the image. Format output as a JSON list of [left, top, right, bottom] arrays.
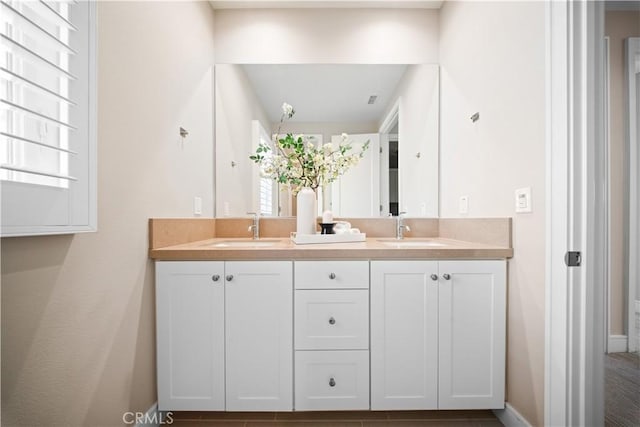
[[215, 64, 439, 218]]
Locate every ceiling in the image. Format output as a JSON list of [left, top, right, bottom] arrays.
[[209, 0, 444, 9], [241, 64, 408, 123]]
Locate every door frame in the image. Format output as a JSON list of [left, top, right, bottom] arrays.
[[625, 37, 640, 353], [545, 1, 606, 426], [379, 99, 400, 217]]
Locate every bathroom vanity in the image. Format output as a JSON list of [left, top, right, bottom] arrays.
[[150, 218, 512, 413]]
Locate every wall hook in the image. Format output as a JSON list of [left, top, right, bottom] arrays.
[[470, 112, 480, 123], [231, 161, 237, 167], [416, 152, 421, 159], [179, 127, 189, 138]]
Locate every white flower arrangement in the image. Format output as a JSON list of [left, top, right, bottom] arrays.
[[250, 103, 370, 194]]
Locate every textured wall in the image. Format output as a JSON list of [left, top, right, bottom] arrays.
[[1, 2, 216, 425], [439, 2, 546, 425]]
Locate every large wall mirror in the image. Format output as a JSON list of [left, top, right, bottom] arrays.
[[214, 64, 439, 218]]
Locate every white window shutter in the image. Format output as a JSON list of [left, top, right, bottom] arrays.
[[0, 0, 97, 236]]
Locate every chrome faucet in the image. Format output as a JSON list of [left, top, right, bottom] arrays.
[[396, 212, 411, 240], [247, 212, 260, 240]]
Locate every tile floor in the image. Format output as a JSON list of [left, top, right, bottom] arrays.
[[168, 410, 503, 427]]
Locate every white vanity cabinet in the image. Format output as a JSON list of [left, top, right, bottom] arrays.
[[370, 261, 439, 410], [156, 261, 293, 412], [293, 261, 370, 411], [156, 261, 225, 411], [156, 257, 506, 413], [371, 260, 506, 410]]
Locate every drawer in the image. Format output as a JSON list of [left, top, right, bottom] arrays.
[[295, 350, 369, 411], [295, 290, 369, 350], [295, 261, 369, 289]]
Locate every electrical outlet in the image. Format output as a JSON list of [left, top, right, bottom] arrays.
[[459, 196, 469, 215], [515, 187, 532, 213], [194, 197, 202, 216]]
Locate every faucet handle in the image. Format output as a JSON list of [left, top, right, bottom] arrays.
[[398, 211, 407, 217], [247, 211, 258, 217]]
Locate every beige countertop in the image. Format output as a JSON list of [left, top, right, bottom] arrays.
[[149, 237, 513, 261]]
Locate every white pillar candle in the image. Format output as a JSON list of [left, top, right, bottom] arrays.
[[322, 210, 334, 223]]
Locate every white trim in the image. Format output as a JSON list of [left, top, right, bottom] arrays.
[[133, 402, 174, 427], [636, 300, 640, 346], [545, 1, 606, 426], [378, 98, 400, 135], [493, 403, 533, 427], [134, 402, 159, 427], [604, 36, 612, 353], [87, 0, 98, 233], [607, 335, 629, 353], [545, 2, 571, 425]]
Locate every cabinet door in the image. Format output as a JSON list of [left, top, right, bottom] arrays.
[[225, 261, 293, 411], [438, 260, 506, 409], [370, 260, 439, 410], [156, 261, 225, 411]]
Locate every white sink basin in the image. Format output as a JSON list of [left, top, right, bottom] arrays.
[[379, 240, 447, 248], [206, 240, 280, 248]]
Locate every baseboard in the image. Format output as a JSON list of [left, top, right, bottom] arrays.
[[608, 334, 628, 353], [133, 402, 169, 427], [493, 402, 532, 427]]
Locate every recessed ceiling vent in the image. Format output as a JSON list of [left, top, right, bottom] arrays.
[[367, 95, 378, 105]]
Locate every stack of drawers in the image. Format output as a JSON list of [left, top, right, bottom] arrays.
[[294, 260, 370, 411]]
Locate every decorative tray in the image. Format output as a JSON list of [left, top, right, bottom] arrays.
[[290, 232, 367, 245]]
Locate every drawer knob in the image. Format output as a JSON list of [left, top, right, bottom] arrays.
[[329, 377, 336, 387], [328, 317, 336, 325], [226, 275, 234, 282], [443, 273, 451, 280], [329, 272, 336, 280], [430, 274, 438, 281], [212, 274, 220, 282]]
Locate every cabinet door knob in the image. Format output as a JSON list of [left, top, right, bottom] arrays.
[[329, 377, 336, 387], [226, 275, 234, 282], [328, 317, 336, 325], [443, 273, 451, 280], [430, 274, 438, 281], [329, 272, 336, 280], [212, 274, 220, 282]]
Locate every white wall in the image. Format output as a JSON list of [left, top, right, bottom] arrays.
[[1, 2, 216, 425], [605, 11, 640, 336], [439, 2, 545, 425], [215, 64, 271, 216], [214, 8, 439, 64], [381, 64, 439, 217]]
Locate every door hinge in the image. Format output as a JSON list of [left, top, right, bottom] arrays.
[[565, 251, 582, 267]]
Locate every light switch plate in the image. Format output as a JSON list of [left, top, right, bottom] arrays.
[[515, 187, 532, 213], [459, 195, 469, 215], [194, 196, 202, 215]]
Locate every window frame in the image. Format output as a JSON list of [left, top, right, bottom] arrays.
[[1, 0, 97, 237]]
